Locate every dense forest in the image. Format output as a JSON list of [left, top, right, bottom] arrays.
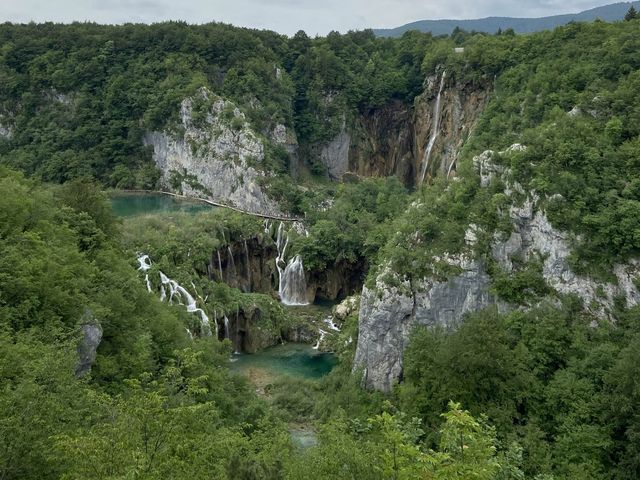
[[1, 11, 640, 480]]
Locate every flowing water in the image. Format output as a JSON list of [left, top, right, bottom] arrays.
[[274, 222, 309, 306], [419, 70, 447, 185], [110, 192, 212, 217]]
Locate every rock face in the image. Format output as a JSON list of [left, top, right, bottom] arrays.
[[145, 88, 282, 215], [225, 304, 280, 353], [413, 72, 490, 181], [313, 76, 490, 186], [354, 258, 500, 391], [320, 120, 351, 181], [353, 146, 640, 392], [0, 113, 12, 140], [209, 235, 364, 304], [75, 310, 103, 377]]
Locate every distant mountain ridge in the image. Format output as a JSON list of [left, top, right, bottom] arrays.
[[373, 1, 640, 37]]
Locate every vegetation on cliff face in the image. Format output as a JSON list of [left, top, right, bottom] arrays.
[[2, 14, 640, 480], [0, 22, 435, 186]]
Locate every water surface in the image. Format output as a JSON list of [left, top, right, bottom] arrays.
[[231, 343, 337, 383], [110, 192, 212, 217]]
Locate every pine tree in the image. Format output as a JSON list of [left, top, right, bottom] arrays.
[[625, 5, 638, 21]]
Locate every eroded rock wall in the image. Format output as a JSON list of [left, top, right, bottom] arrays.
[[145, 88, 282, 216], [314, 75, 491, 186], [353, 146, 640, 392]]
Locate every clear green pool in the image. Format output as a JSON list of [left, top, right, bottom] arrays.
[[110, 193, 212, 217], [230, 343, 337, 383]]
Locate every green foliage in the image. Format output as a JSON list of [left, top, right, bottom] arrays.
[[0, 169, 293, 478], [285, 402, 520, 479], [0, 22, 439, 186], [396, 301, 640, 479], [624, 6, 638, 21], [298, 177, 409, 271]]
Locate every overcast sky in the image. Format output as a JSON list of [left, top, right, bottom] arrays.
[[0, 0, 622, 36]]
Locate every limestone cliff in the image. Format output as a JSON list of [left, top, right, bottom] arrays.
[[0, 113, 13, 139], [354, 257, 501, 391], [312, 74, 490, 187], [144, 88, 282, 215], [353, 146, 640, 392]]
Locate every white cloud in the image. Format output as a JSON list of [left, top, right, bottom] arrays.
[[0, 0, 620, 35]]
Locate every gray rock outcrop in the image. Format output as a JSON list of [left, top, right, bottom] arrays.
[[0, 113, 12, 140], [320, 122, 351, 180], [354, 256, 500, 391], [75, 310, 103, 377], [145, 88, 282, 216], [353, 146, 640, 392], [312, 75, 490, 187]]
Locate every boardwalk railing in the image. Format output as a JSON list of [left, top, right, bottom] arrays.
[[115, 190, 305, 222]]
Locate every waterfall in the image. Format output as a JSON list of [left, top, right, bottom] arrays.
[[243, 239, 251, 292], [137, 254, 151, 271], [217, 250, 223, 281], [223, 315, 230, 339], [446, 158, 456, 179], [159, 270, 212, 336], [226, 246, 237, 286], [138, 254, 211, 337], [274, 222, 309, 306], [419, 70, 447, 186], [313, 329, 327, 350], [279, 255, 308, 306]]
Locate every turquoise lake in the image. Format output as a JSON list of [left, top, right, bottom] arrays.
[[110, 192, 212, 217]]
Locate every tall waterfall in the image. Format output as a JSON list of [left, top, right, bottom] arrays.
[[217, 250, 223, 281], [138, 254, 212, 336], [279, 255, 308, 305], [243, 239, 251, 292], [223, 315, 230, 339], [226, 246, 237, 285], [419, 70, 447, 186], [274, 222, 309, 306]]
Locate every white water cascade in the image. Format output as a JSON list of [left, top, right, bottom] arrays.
[[280, 255, 308, 305], [243, 239, 251, 292], [217, 250, 223, 282], [274, 222, 309, 306], [138, 254, 212, 336], [227, 246, 237, 285], [419, 70, 447, 186], [223, 315, 230, 339]]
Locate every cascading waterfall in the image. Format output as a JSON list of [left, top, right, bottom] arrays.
[[226, 246, 237, 285], [223, 315, 230, 339], [274, 222, 309, 306], [419, 70, 447, 186], [137, 254, 151, 272], [145, 274, 152, 293], [314, 315, 341, 350], [446, 158, 456, 179], [211, 309, 218, 338], [138, 254, 211, 337], [313, 330, 327, 350], [217, 250, 223, 281], [279, 255, 308, 306], [243, 239, 251, 292]]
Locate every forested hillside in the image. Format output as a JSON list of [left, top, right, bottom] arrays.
[[1, 13, 640, 480]]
